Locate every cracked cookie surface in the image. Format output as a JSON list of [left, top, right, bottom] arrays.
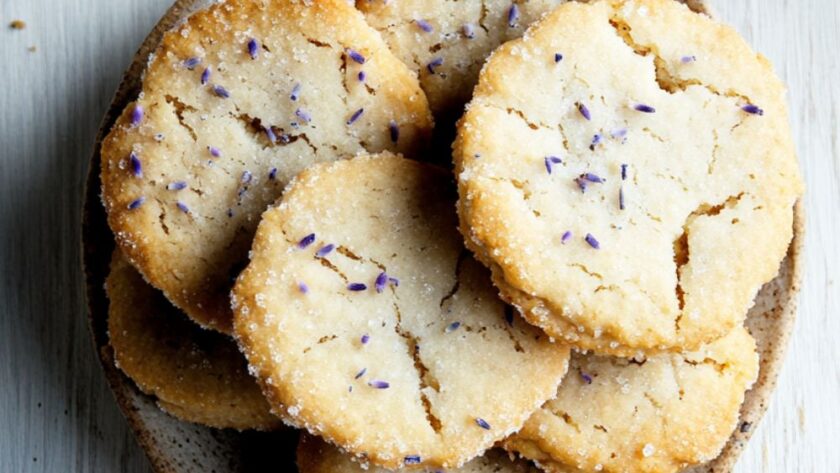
[[232, 153, 569, 469], [356, 0, 564, 120], [106, 251, 282, 431], [297, 433, 538, 473], [505, 326, 758, 473], [455, 0, 803, 355], [101, 0, 433, 333]]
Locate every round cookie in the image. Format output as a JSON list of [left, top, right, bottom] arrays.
[[297, 433, 538, 473], [106, 251, 282, 431], [455, 0, 803, 355], [232, 153, 570, 469], [101, 0, 433, 333], [504, 327, 759, 473], [356, 0, 564, 119]]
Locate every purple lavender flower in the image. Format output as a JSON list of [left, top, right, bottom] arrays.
[[611, 128, 628, 140], [295, 108, 312, 123], [415, 19, 433, 33], [127, 197, 145, 210], [346, 48, 366, 64], [247, 38, 259, 59], [462, 23, 475, 39], [427, 57, 444, 74], [368, 380, 390, 389], [561, 230, 572, 244], [315, 244, 334, 258], [507, 4, 520, 27], [544, 156, 562, 174], [129, 152, 142, 178], [130, 105, 143, 127], [585, 233, 600, 249], [183, 57, 201, 69], [265, 126, 277, 144], [742, 104, 764, 115], [375, 272, 388, 293], [634, 103, 656, 113], [346, 108, 364, 125], [389, 120, 399, 143], [212, 85, 229, 98], [298, 233, 316, 249], [578, 103, 591, 121], [582, 173, 605, 183]]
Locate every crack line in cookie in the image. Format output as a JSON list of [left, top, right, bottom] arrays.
[[673, 192, 746, 330]]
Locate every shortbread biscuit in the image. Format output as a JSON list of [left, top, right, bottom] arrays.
[[356, 0, 563, 119], [232, 153, 570, 469], [455, 0, 803, 355], [101, 0, 433, 333], [505, 327, 759, 473], [106, 252, 281, 430], [297, 433, 538, 473]]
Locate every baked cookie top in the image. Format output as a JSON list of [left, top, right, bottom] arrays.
[[505, 326, 759, 473], [101, 0, 433, 333], [455, 0, 803, 355], [356, 0, 563, 119], [297, 434, 538, 473], [232, 153, 570, 469], [106, 251, 281, 431]]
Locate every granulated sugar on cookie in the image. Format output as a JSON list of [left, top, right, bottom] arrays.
[[356, 0, 564, 119], [101, 0, 433, 333], [106, 252, 281, 431], [296, 433, 538, 473], [505, 327, 759, 473], [455, 0, 803, 356], [232, 153, 569, 469]]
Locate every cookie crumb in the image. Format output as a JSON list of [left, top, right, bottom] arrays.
[[9, 20, 26, 30]]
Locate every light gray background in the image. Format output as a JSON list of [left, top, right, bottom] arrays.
[[1, 0, 837, 471]]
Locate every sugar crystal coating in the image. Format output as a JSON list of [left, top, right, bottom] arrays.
[[454, 0, 802, 355], [100, 0, 433, 333], [233, 154, 569, 469]]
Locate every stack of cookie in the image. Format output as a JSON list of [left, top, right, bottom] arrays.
[[97, 0, 803, 472]]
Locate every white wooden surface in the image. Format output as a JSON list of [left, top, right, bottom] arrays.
[[0, 0, 837, 471]]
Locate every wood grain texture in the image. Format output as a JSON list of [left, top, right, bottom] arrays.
[[0, 1, 837, 472]]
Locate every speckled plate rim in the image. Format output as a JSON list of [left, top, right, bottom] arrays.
[[80, 1, 803, 472]]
